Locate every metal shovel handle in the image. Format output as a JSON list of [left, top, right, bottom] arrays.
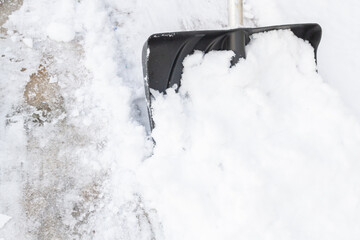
[[228, 0, 243, 27]]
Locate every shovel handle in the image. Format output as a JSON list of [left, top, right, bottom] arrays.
[[228, 0, 245, 65], [228, 0, 243, 27]]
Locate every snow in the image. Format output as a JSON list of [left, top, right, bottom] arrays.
[[0, 215, 11, 229], [22, 38, 33, 48], [1, 0, 360, 239], [141, 30, 360, 239], [46, 22, 75, 42], [247, 0, 360, 119]]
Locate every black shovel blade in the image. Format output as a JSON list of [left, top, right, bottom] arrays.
[[142, 23, 322, 129]]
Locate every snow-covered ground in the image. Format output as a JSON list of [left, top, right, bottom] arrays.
[[1, 0, 360, 239]]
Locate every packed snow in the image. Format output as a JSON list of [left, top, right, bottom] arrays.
[[1, 0, 360, 239]]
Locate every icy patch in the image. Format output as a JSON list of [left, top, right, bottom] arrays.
[[140, 30, 360, 239], [0, 214, 11, 229]]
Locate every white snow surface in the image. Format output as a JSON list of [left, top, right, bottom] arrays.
[[247, 0, 360, 119], [144, 30, 360, 239], [0, 215, 11, 229], [1, 0, 360, 239]]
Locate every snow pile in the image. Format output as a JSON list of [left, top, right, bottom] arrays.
[[247, 0, 360, 119], [140, 30, 360, 239]]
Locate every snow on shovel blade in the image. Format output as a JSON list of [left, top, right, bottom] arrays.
[[142, 23, 322, 130]]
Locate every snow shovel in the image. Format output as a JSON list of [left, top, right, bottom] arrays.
[[142, 0, 322, 130]]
